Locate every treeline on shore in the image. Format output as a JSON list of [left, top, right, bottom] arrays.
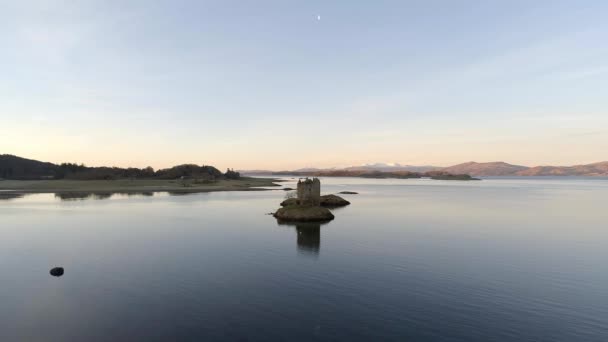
[[0, 154, 240, 181]]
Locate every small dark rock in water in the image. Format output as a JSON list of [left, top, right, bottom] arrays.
[[338, 191, 358, 194], [282, 187, 295, 191], [50, 267, 64, 277], [320, 194, 350, 207]]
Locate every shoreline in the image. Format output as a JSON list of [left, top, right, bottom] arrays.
[[0, 177, 281, 195]]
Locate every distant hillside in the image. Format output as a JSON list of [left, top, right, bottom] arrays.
[[441, 162, 528, 176], [293, 167, 327, 172], [516, 162, 608, 176], [0, 154, 237, 180], [241, 163, 438, 175], [238, 169, 275, 175], [440, 161, 608, 176], [273, 169, 422, 178], [268, 169, 477, 180], [344, 163, 438, 173], [0, 154, 58, 180], [250, 161, 608, 177]]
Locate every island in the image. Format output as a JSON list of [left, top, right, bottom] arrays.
[[274, 178, 350, 222], [280, 194, 350, 208]]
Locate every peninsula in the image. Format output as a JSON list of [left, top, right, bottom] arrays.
[[0, 155, 278, 194]]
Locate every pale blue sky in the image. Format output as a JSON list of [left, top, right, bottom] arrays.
[[1, 0, 607, 169]]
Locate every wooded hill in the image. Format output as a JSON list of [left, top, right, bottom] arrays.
[[0, 155, 240, 180]]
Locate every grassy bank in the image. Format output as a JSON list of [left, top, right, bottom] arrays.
[[0, 177, 280, 194]]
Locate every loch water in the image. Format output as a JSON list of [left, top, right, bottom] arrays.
[[1, 177, 607, 341]]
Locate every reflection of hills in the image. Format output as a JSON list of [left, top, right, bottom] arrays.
[[0, 193, 24, 201], [167, 191, 198, 196], [54, 192, 154, 201], [55, 192, 112, 201]]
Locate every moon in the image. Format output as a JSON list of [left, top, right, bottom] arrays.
[[317, 15, 321, 21]]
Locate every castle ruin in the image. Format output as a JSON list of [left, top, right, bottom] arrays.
[[297, 177, 321, 206]]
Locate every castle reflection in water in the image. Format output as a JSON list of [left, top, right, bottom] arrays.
[[277, 221, 324, 256], [295, 223, 320, 254]]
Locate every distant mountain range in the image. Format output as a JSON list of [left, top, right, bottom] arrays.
[[441, 161, 608, 176], [241, 161, 608, 177], [240, 163, 438, 175], [343, 163, 438, 173]]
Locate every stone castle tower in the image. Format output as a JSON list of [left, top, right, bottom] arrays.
[[297, 178, 321, 206]]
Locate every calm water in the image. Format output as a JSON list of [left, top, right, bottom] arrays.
[[1, 177, 608, 341]]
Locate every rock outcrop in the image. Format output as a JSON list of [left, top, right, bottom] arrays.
[[280, 194, 350, 208], [319, 194, 350, 207], [274, 206, 334, 222], [280, 198, 299, 207]]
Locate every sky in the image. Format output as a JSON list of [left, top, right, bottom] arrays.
[[1, 0, 607, 170]]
